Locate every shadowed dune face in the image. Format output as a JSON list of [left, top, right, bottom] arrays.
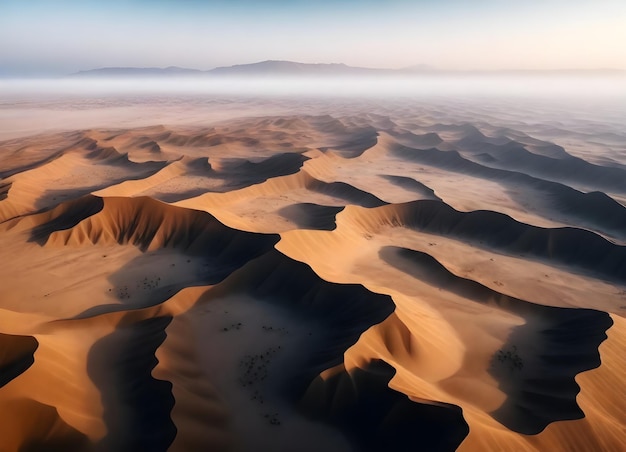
[[160, 250, 401, 451], [489, 310, 611, 435], [277, 203, 344, 230], [380, 247, 613, 434], [88, 315, 176, 451], [381, 175, 442, 201], [301, 360, 469, 452], [352, 200, 626, 284], [0, 333, 38, 388], [210, 249, 397, 394], [0, 399, 91, 452], [29, 194, 280, 255], [388, 143, 626, 242], [0, 95, 625, 451], [28, 196, 106, 245]]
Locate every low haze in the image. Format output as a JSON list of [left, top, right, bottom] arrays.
[[1, 0, 626, 75]]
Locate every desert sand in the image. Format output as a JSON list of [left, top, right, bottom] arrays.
[[0, 85, 625, 451]]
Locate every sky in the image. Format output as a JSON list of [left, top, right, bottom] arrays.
[[1, 0, 625, 75]]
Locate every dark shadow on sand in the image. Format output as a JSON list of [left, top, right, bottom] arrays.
[[301, 359, 469, 452], [87, 315, 176, 452], [28, 195, 105, 245], [196, 249, 469, 450], [214, 249, 397, 400], [391, 144, 626, 240], [277, 203, 344, 230], [381, 175, 441, 201], [0, 333, 38, 388], [389, 199, 626, 284], [380, 246, 613, 434]]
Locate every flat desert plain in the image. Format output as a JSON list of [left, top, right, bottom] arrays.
[[0, 79, 625, 451]]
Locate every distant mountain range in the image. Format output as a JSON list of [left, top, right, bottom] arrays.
[[71, 60, 625, 78], [71, 61, 417, 77], [72, 66, 204, 77]]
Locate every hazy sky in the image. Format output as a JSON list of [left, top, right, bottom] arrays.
[[1, 0, 625, 75]]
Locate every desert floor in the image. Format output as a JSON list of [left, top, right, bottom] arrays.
[[0, 84, 625, 451]]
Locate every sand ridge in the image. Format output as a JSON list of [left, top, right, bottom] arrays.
[[0, 96, 625, 451]]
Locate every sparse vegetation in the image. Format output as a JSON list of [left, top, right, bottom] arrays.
[[136, 275, 161, 290], [238, 347, 280, 387], [116, 285, 131, 300], [261, 325, 288, 336], [263, 412, 281, 426], [111, 274, 163, 300], [496, 345, 524, 371], [221, 322, 243, 332], [230, 322, 288, 426]]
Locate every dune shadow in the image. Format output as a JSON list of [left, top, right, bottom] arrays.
[[155, 154, 309, 203], [0, 181, 11, 201], [0, 152, 65, 180], [381, 175, 441, 201], [309, 179, 388, 208], [87, 315, 176, 452], [1, 399, 91, 452], [29, 158, 167, 212], [488, 309, 610, 434], [277, 203, 344, 230], [79, 242, 275, 319], [78, 236, 279, 320], [300, 359, 469, 452], [150, 153, 307, 202], [28, 195, 105, 245], [464, 139, 626, 194], [28, 193, 280, 254], [221, 249, 397, 398], [26, 194, 280, 319], [329, 129, 378, 158], [390, 199, 626, 285], [0, 333, 38, 388], [390, 144, 626, 240], [309, 115, 378, 158], [380, 246, 613, 434], [151, 187, 221, 203], [216, 152, 308, 186], [32, 187, 109, 211]]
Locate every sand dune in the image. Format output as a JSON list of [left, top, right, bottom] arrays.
[[389, 141, 626, 242], [0, 94, 625, 451], [438, 124, 626, 193], [30, 195, 279, 256], [0, 135, 165, 223], [173, 168, 386, 233], [332, 200, 626, 283], [381, 247, 612, 434]]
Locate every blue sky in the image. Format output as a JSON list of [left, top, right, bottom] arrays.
[[1, 0, 625, 75]]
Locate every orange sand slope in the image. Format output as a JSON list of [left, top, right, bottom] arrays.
[[0, 99, 625, 452]]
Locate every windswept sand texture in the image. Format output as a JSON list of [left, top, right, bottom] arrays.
[[0, 91, 625, 451]]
